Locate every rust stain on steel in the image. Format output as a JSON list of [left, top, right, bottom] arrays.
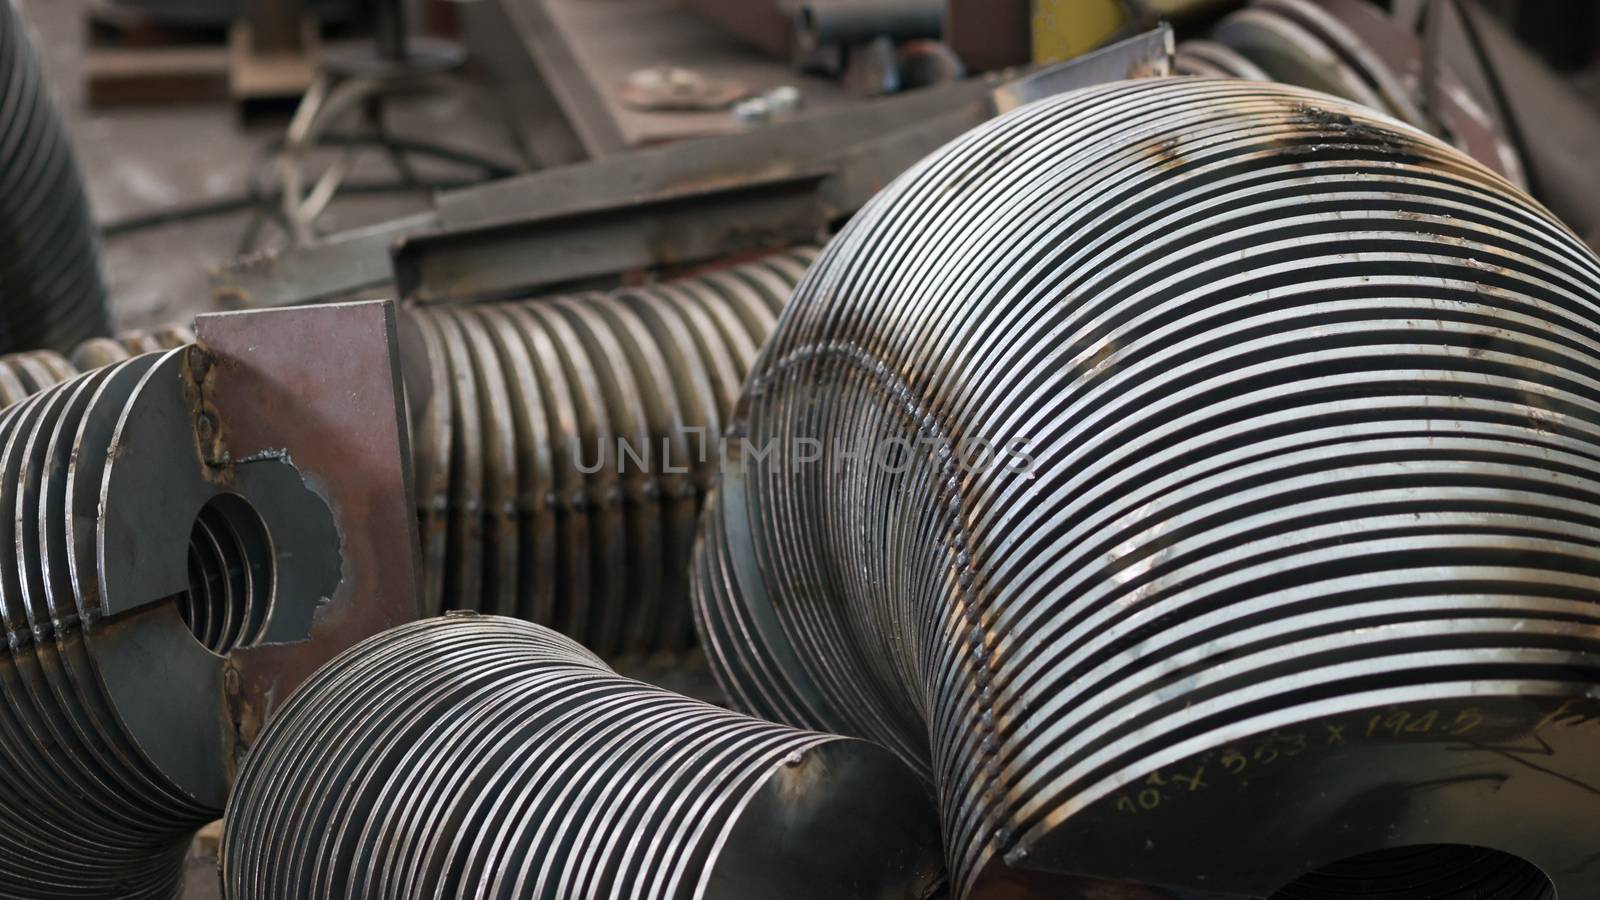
[[1142, 135, 1185, 172], [195, 300, 421, 759]]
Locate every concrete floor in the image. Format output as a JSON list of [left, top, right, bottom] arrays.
[[18, 0, 523, 333]]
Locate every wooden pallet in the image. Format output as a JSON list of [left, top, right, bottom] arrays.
[[84, 2, 319, 111], [84, 3, 230, 106]]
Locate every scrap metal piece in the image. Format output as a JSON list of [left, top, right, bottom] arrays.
[[211, 27, 1173, 312], [208, 212, 436, 310], [0, 300, 417, 897], [221, 614, 944, 899], [992, 24, 1172, 113], [393, 167, 830, 306], [400, 25, 1171, 305], [193, 301, 422, 742], [691, 77, 1600, 899], [619, 65, 748, 111], [731, 84, 804, 122]]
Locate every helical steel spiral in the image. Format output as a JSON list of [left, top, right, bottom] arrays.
[[0, 342, 347, 897], [70, 323, 195, 370], [0, 323, 191, 408], [221, 613, 944, 900], [404, 248, 817, 657], [0, 0, 112, 352], [0, 353, 205, 898], [1173, 39, 1272, 81], [0, 347, 76, 405], [691, 78, 1600, 899], [1189, 0, 1525, 189]]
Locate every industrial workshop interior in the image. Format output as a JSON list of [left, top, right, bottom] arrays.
[[0, 0, 1598, 897]]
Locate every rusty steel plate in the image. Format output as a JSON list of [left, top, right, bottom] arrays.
[[188, 299, 421, 767]]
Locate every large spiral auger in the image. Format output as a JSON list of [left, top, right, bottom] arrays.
[[692, 77, 1600, 899]]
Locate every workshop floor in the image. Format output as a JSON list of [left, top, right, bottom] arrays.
[[18, 0, 523, 333]]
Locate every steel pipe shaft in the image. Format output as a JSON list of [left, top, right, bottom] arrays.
[[0, 246, 817, 667]]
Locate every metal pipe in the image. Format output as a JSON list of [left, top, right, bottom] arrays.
[[794, 0, 943, 46]]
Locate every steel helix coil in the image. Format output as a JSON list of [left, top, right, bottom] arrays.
[[691, 78, 1600, 898], [0, 348, 75, 405], [221, 613, 943, 900], [69, 323, 195, 370], [0, 344, 344, 897], [404, 248, 817, 658], [1214, 1, 1422, 127], [1173, 39, 1273, 82], [0, 265, 809, 669], [1208, 0, 1524, 188], [0, 0, 112, 352], [0, 323, 195, 408]]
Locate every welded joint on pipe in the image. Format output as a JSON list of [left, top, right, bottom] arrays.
[[183, 343, 231, 473]]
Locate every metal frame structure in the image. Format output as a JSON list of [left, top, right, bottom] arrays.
[[209, 27, 1174, 310]]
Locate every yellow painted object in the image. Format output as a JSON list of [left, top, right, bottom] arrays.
[[1033, 0, 1235, 64], [1033, 0, 1128, 64]]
